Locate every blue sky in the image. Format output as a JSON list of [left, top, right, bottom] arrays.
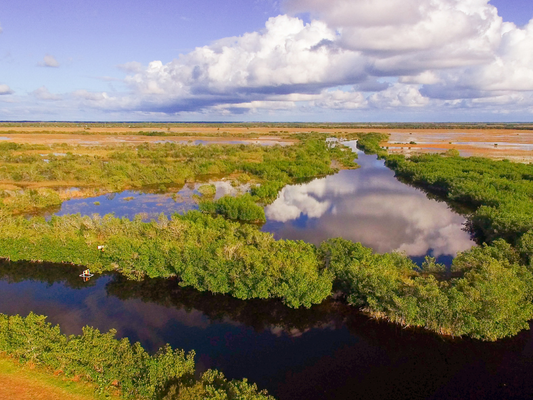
[[1, 0, 533, 121]]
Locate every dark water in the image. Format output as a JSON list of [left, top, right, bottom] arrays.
[[262, 142, 474, 265], [2, 146, 531, 399], [0, 261, 532, 400]]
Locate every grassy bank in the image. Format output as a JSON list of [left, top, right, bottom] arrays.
[[0, 357, 112, 400]]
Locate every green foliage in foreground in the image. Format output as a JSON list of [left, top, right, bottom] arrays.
[[0, 211, 332, 308], [0, 313, 273, 400], [200, 194, 266, 222]]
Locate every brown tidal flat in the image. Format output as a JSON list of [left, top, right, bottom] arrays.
[[2, 124, 533, 160], [383, 129, 533, 161], [0, 133, 296, 146]]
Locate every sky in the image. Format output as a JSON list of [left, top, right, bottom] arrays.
[[1, 0, 533, 122]]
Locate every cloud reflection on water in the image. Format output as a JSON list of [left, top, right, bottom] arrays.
[[263, 152, 474, 259]]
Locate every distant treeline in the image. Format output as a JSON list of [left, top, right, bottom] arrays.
[[0, 313, 274, 399]]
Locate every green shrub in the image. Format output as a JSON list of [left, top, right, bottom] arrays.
[[0, 313, 273, 399], [200, 194, 266, 222]]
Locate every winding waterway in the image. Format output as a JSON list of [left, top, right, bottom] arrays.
[[0, 261, 532, 399], [46, 142, 475, 265], [4, 142, 530, 399], [262, 142, 474, 265]]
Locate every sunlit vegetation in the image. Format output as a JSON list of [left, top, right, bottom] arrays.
[[3, 133, 533, 343], [321, 237, 533, 341], [0, 140, 356, 214], [1, 207, 532, 340], [347, 133, 533, 339], [0, 211, 332, 308], [0, 188, 62, 214], [200, 194, 266, 222], [0, 313, 273, 400]]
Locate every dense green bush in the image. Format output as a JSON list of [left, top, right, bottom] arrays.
[[356, 133, 389, 157], [0, 188, 62, 214], [0, 211, 332, 308], [250, 180, 286, 203], [2, 208, 532, 340], [200, 194, 266, 222], [320, 238, 533, 340], [0, 313, 273, 399]]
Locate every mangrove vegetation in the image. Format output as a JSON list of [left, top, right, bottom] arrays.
[[0, 312, 273, 399]]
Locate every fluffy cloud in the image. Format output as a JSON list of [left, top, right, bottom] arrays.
[[369, 84, 429, 108], [32, 86, 61, 101], [264, 162, 474, 256], [124, 16, 362, 99], [0, 84, 13, 95], [30, 0, 533, 118], [40, 54, 60, 68]]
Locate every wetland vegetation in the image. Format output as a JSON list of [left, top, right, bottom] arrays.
[[0, 139, 356, 214], [3, 129, 533, 397]]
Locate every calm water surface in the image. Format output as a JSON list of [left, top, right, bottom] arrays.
[[0, 261, 532, 400], [262, 143, 474, 265], [51, 181, 248, 221]]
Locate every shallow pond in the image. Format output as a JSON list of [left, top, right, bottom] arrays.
[[51, 181, 248, 221], [0, 261, 532, 400]]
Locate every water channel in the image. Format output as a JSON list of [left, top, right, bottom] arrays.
[[3, 142, 532, 399]]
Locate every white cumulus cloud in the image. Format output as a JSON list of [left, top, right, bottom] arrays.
[[40, 54, 60, 68], [57, 0, 533, 117], [0, 84, 13, 95], [32, 86, 61, 101]]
